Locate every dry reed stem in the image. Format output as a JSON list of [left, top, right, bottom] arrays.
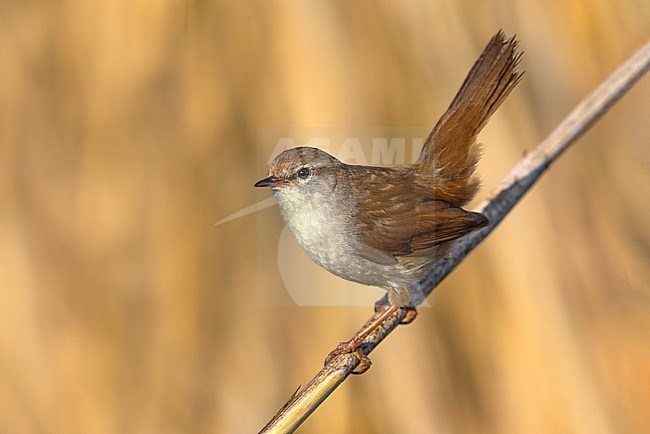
[[260, 39, 650, 434]]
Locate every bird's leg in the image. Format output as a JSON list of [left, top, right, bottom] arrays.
[[324, 305, 400, 374], [374, 300, 418, 325]]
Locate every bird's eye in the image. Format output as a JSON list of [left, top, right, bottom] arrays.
[[297, 167, 311, 179]]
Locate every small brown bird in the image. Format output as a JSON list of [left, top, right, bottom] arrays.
[[256, 30, 522, 370]]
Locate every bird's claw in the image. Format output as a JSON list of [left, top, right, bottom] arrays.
[[400, 307, 418, 324], [324, 341, 372, 374]]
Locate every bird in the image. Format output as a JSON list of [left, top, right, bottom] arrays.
[[255, 30, 523, 372]]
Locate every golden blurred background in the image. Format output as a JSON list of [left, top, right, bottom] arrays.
[[1, 1, 649, 432]]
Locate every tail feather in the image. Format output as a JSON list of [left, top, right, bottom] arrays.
[[416, 30, 523, 205]]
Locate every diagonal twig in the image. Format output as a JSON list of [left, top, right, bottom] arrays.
[[260, 39, 650, 434]]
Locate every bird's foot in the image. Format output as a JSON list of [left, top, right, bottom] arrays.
[[400, 307, 418, 324], [324, 341, 372, 375]]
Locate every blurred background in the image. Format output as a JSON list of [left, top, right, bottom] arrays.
[[0, 1, 648, 433]]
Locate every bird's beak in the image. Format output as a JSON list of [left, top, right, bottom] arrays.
[[254, 175, 283, 188]]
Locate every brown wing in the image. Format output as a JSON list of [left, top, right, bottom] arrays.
[[348, 166, 488, 264], [409, 201, 488, 251]]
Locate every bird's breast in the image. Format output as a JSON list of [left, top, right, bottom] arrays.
[[273, 188, 352, 268]]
